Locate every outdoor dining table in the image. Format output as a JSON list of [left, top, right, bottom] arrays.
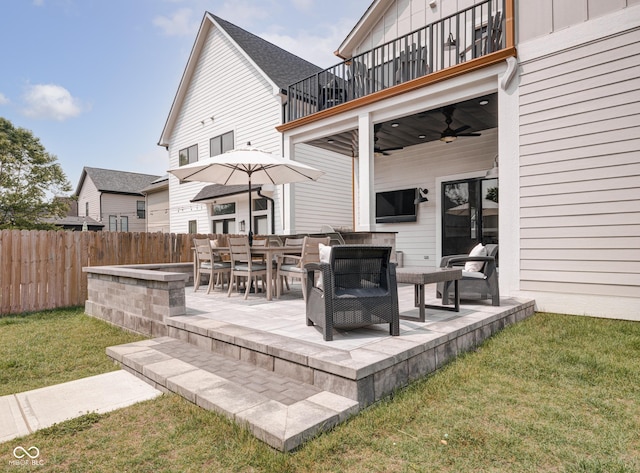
[[210, 245, 303, 301]]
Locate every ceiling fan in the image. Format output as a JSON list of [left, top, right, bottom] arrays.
[[374, 123, 403, 155], [440, 105, 481, 143]]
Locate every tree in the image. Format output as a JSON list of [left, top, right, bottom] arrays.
[[0, 117, 72, 229], [485, 186, 498, 203]]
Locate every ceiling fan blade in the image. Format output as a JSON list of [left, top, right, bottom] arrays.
[[453, 125, 470, 134], [458, 132, 482, 137], [380, 146, 404, 152], [374, 148, 390, 156]]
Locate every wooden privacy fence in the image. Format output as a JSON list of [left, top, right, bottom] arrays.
[[0, 230, 225, 316]]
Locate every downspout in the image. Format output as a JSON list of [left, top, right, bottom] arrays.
[[257, 188, 276, 235], [280, 92, 287, 234]]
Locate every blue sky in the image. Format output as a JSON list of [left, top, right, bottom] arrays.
[[0, 0, 371, 190]]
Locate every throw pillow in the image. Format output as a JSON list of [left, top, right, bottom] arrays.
[[317, 243, 332, 290], [319, 243, 332, 264], [465, 243, 486, 272]]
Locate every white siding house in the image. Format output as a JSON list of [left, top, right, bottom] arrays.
[[141, 175, 170, 233], [278, 0, 640, 320], [158, 14, 352, 237], [74, 167, 160, 232]]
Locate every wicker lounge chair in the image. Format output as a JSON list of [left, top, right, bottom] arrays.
[[304, 245, 400, 341], [437, 244, 499, 306]]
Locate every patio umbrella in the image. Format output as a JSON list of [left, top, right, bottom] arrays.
[[168, 145, 324, 245]]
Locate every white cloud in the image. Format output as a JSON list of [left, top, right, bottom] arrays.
[[153, 8, 199, 36], [260, 19, 352, 68], [216, 1, 271, 26], [135, 147, 171, 177], [290, 0, 313, 11], [22, 84, 84, 121], [0, 93, 9, 105]]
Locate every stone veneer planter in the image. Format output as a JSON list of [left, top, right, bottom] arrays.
[[84, 263, 192, 337]]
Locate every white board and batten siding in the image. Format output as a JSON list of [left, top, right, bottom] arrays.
[[517, 16, 640, 318], [374, 129, 498, 268], [352, 0, 500, 57], [292, 144, 353, 233], [168, 21, 282, 234]]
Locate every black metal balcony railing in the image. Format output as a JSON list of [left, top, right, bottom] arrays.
[[286, 0, 505, 123]]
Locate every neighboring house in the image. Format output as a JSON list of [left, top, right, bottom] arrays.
[[158, 14, 353, 237], [46, 196, 106, 231], [74, 167, 161, 232], [140, 175, 170, 233], [278, 0, 640, 320], [45, 215, 104, 231]]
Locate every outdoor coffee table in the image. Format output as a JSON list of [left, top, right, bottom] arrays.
[[396, 267, 462, 322]]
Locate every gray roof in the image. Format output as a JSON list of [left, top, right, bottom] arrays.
[[191, 184, 262, 202], [44, 216, 104, 228], [77, 167, 162, 196], [211, 14, 323, 91], [140, 174, 169, 194]]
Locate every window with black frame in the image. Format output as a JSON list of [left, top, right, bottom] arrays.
[[210, 131, 234, 157], [179, 144, 198, 166], [211, 202, 236, 234], [136, 200, 145, 219]]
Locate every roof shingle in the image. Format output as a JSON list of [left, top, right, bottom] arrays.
[[211, 14, 323, 91], [79, 167, 162, 196]]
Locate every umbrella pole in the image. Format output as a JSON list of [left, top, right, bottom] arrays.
[[248, 175, 253, 246]]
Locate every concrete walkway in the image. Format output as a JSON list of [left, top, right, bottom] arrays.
[[0, 370, 161, 443]]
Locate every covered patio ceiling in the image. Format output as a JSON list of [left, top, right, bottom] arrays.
[[307, 93, 498, 157]]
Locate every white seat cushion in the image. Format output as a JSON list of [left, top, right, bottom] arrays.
[[462, 270, 487, 279]]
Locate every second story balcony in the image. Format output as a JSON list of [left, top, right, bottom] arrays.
[[285, 0, 509, 124]]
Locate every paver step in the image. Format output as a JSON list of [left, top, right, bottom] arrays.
[[107, 337, 359, 452]]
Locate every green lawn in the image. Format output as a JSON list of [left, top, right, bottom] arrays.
[[0, 307, 145, 396], [1, 310, 639, 472]]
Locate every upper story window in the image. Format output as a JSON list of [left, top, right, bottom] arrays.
[[210, 131, 234, 157], [137, 200, 145, 219], [179, 144, 198, 166], [85, 201, 89, 217], [253, 198, 268, 211]]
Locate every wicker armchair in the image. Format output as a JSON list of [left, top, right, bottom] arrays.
[[304, 245, 400, 341], [436, 244, 499, 306]]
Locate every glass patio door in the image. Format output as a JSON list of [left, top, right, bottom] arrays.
[[442, 177, 498, 256]]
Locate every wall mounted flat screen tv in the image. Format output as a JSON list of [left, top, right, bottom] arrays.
[[375, 188, 417, 223]]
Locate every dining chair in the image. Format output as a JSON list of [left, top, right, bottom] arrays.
[[250, 238, 268, 263], [276, 236, 330, 300], [193, 238, 231, 293], [278, 237, 305, 291], [227, 235, 268, 299]]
